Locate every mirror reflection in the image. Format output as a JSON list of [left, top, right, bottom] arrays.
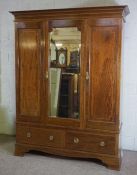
[[49, 22, 81, 119]]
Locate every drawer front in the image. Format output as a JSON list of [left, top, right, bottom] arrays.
[[66, 132, 116, 155], [16, 126, 65, 148]]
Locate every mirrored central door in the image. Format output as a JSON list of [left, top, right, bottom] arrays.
[[48, 20, 81, 119]]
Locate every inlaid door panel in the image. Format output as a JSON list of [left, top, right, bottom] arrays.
[[85, 18, 121, 130], [16, 22, 43, 122]]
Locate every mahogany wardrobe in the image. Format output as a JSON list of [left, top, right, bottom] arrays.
[[11, 6, 129, 170]]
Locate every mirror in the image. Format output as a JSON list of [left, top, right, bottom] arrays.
[[48, 20, 81, 119]]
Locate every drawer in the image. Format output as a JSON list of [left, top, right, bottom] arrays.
[[66, 132, 116, 155], [16, 125, 65, 148]]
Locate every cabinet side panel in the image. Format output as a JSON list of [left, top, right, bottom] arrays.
[[18, 29, 41, 117]]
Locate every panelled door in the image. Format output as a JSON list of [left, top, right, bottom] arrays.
[[85, 18, 122, 131], [16, 22, 46, 123]]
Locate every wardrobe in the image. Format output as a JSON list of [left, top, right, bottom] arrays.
[[11, 6, 129, 170]]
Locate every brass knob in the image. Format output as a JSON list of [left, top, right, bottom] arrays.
[[49, 135, 54, 141], [86, 72, 89, 80], [100, 141, 105, 147], [74, 137, 79, 144], [44, 71, 48, 79], [27, 132, 31, 138]]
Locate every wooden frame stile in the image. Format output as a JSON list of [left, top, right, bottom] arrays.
[[15, 22, 19, 124], [82, 19, 91, 130], [41, 20, 49, 125], [80, 19, 87, 130]]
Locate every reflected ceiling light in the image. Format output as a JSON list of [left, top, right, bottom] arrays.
[[56, 43, 63, 47]]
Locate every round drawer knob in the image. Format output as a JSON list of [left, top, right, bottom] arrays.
[[74, 137, 79, 144], [49, 135, 54, 141], [27, 132, 31, 138], [100, 141, 105, 147]]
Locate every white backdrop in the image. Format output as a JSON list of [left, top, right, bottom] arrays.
[[0, 0, 136, 151]]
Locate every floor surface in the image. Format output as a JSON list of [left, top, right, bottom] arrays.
[[0, 135, 137, 175]]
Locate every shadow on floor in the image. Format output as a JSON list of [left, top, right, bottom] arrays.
[[0, 134, 15, 155]]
